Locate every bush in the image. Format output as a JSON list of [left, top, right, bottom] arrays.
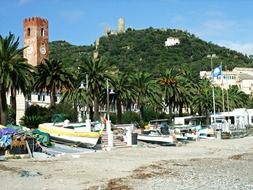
[[143, 107, 160, 122], [122, 111, 140, 124], [23, 105, 51, 127], [19, 115, 43, 129], [53, 102, 78, 122], [25, 105, 49, 116], [109, 112, 117, 124]]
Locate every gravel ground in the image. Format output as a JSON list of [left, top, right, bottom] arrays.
[[114, 156, 253, 190], [0, 137, 253, 190]]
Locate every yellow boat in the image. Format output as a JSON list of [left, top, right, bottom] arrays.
[[38, 122, 104, 148]]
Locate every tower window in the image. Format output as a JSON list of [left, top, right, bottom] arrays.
[[41, 28, 44, 36], [27, 28, 31, 36]]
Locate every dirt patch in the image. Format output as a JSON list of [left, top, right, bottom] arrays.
[[87, 161, 179, 189], [88, 178, 132, 190], [228, 154, 244, 160], [105, 178, 133, 190], [0, 164, 19, 173]]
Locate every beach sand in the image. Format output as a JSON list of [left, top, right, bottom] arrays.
[[1, 137, 253, 190]]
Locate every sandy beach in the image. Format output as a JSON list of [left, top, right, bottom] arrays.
[[1, 137, 253, 190]]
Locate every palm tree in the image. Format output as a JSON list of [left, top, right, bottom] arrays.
[[110, 72, 131, 123], [175, 69, 197, 116], [130, 71, 161, 121], [227, 85, 249, 110], [78, 56, 114, 121], [60, 87, 91, 121], [0, 33, 34, 125], [33, 59, 75, 108], [158, 68, 184, 117], [10, 61, 34, 122], [192, 78, 222, 125]]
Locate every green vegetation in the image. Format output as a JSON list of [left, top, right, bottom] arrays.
[[49, 40, 94, 68], [1, 27, 253, 126], [49, 28, 252, 76], [0, 33, 34, 125]]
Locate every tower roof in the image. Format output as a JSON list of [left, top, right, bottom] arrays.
[[24, 17, 48, 26]]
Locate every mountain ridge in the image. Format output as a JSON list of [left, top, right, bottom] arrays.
[[49, 27, 252, 75]]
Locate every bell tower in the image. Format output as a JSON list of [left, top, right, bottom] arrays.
[[23, 17, 49, 66]]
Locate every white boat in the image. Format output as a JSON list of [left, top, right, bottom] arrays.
[[198, 128, 215, 140], [38, 122, 104, 148], [137, 130, 175, 145]]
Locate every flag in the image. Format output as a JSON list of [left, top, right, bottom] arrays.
[[211, 65, 222, 78]]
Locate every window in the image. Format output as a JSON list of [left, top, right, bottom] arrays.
[[38, 94, 45, 101], [41, 28, 44, 36], [27, 28, 31, 36], [27, 95, 31, 101]]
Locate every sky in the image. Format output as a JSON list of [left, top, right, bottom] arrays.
[[1, 0, 253, 55]]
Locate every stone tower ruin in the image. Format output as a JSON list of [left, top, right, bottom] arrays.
[[118, 17, 125, 33]]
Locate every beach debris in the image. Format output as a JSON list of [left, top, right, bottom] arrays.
[[173, 163, 189, 167], [20, 170, 42, 177]]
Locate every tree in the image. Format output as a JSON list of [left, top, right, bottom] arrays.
[[60, 87, 91, 121], [130, 71, 161, 121], [33, 59, 75, 108], [78, 56, 114, 121], [158, 68, 184, 117], [175, 69, 197, 116], [227, 85, 249, 110], [0, 33, 33, 125], [110, 72, 131, 123], [191, 79, 223, 125]]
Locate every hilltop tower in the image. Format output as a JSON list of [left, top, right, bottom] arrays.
[[23, 17, 49, 66], [118, 17, 125, 33]]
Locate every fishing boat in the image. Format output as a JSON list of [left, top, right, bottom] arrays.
[[137, 130, 175, 146], [38, 122, 104, 148]]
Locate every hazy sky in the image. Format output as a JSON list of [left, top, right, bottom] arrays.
[[1, 0, 253, 55]]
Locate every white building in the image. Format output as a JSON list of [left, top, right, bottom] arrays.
[[200, 67, 253, 95]]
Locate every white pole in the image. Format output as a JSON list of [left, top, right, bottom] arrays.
[[212, 85, 216, 124], [210, 55, 216, 124], [106, 79, 110, 121], [85, 74, 91, 132], [106, 79, 113, 146]]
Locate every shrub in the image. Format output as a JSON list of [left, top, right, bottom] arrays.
[[19, 115, 43, 129], [143, 107, 160, 122], [122, 111, 140, 124], [53, 102, 78, 122]]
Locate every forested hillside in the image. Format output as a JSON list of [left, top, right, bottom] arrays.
[[49, 28, 252, 76], [49, 40, 94, 68]]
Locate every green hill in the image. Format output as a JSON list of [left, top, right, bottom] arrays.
[[49, 28, 252, 75], [49, 40, 94, 68]]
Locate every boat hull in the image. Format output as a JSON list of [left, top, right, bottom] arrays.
[[38, 123, 102, 148], [137, 135, 175, 145]]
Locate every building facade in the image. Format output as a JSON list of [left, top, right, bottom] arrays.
[[200, 67, 253, 95]]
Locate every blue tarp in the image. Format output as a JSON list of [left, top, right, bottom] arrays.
[[0, 128, 16, 138], [0, 135, 12, 148]]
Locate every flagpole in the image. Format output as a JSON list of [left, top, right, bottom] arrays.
[[208, 54, 217, 124], [212, 85, 216, 124], [221, 62, 225, 112]]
